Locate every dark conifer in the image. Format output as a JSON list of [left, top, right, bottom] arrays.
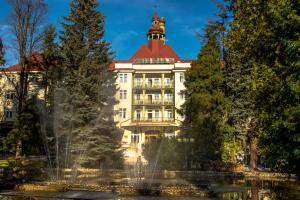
[[181, 22, 232, 165], [57, 0, 122, 168]]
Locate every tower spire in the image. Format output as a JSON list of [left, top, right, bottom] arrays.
[[154, 4, 158, 16], [147, 12, 166, 44]]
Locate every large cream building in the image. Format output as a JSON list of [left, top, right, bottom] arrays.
[[110, 14, 191, 163], [0, 14, 191, 163]]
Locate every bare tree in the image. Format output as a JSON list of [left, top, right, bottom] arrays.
[[6, 0, 47, 158]]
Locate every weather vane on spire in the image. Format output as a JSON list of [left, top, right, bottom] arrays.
[[154, 1, 159, 15]]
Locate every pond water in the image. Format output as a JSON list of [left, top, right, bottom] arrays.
[[1, 179, 299, 200]]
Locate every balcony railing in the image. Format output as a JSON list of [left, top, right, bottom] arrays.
[[133, 82, 174, 89], [133, 100, 173, 105], [133, 58, 175, 64], [132, 117, 175, 123]]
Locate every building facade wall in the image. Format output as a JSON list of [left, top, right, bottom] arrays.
[[114, 62, 191, 164], [0, 73, 19, 123], [0, 72, 45, 125]]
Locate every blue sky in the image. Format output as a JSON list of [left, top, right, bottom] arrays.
[[0, 0, 218, 67]]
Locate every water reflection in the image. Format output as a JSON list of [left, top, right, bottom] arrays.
[[217, 179, 299, 200]]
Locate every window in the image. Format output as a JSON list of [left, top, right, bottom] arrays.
[[136, 77, 141, 85], [120, 90, 127, 99], [154, 93, 159, 100], [5, 92, 14, 100], [165, 78, 171, 85], [147, 94, 152, 103], [166, 93, 172, 101], [119, 73, 127, 83], [119, 108, 126, 119], [165, 132, 176, 139], [180, 73, 184, 83], [136, 94, 141, 100], [167, 110, 173, 119], [5, 110, 13, 119], [148, 79, 153, 86], [136, 110, 141, 120], [131, 131, 140, 144], [154, 78, 160, 84], [155, 110, 160, 119], [147, 110, 153, 120]]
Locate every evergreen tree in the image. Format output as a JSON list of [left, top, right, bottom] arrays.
[[225, 0, 262, 170], [181, 22, 231, 166], [252, 0, 300, 172], [3, 96, 44, 156], [226, 0, 300, 172], [57, 0, 122, 169], [41, 25, 61, 108]]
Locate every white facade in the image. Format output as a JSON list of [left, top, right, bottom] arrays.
[[0, 71, 44, 124], [113, 61, 191, 164]]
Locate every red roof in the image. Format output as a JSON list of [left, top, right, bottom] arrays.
[[130, 40, 180, 61], [109, 40, 187, 70], [109, 60, 131, 70], [2, 53, 45, 72]]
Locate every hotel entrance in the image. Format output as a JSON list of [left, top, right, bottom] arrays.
[[145, 130, 160, 144]]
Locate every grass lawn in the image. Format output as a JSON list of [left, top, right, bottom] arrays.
[[0, 158, 46, 168]]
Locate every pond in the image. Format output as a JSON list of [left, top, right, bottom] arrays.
[[0, 168, 299, 199], [1, 179, 299, 200]]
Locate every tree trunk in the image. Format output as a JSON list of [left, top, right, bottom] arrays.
[[250, 136, 258, 170], [15, 140, 22, 159]]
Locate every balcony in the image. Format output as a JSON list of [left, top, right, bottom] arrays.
[[133, 99, 173, 106], [133, 82, 174, 89], [132, 117, 175, 123]]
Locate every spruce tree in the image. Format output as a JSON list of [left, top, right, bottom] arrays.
[[41, 25, 61, 108], [57, 0, 122, 169], [182, 22, 231, 166]]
